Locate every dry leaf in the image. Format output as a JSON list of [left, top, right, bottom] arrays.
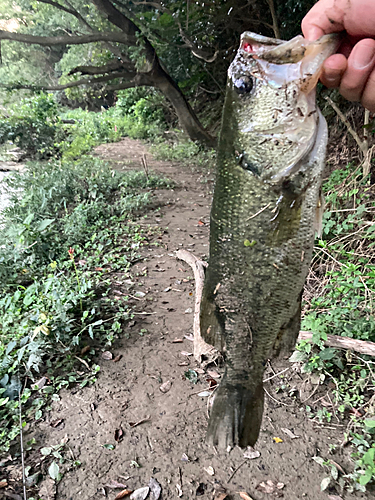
[[35, 376, 47, 389], [130, 486, 149, 500], [198, 391, 211, 397], [238, 492, 254, 500], [328, 496, 343, 500], [113, 354, 123, 362], [207, 369, 220, 379], [204, 466, 215, 476], [114, 428, 124, 442], [38, 477, 56, 500], [195, 368, 205, 374], [149, 477, 162, 500], [80, 346, 90, 355], [0, 455, 12, 467], [115, 489, 133, 499], [243, 447, 260, 459], [256, 480, 284, 495], [101, 351, 113, 360], [281, 428, 299, 439], [129, 416, 151, 428], [160, 380, 172, 393], [104, 480, 128, 489], [50, 419, 63, 428], [215, 494, 229, 500], [0, 480, 8, 488], [172, 338, 183, 343], [184, 334, 194, 341], [273, 437, 283, 443], [180, 351, 193, 356], [178, 362, 189, 366], [176, 484, 183, 497]]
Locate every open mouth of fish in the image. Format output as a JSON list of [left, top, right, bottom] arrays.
[[228, 32, 340, 185]]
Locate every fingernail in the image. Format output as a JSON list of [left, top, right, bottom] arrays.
[[305, 26, 323, 41], [353, 44, 375, 69]]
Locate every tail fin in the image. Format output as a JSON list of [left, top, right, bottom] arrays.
[[206, 375, 264, 450]]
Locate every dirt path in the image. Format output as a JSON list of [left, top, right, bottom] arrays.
[[27, 139, 371, 500]]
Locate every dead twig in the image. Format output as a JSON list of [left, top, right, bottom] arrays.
[[141, 154, 149, 180], [325, 97, 373, 177]]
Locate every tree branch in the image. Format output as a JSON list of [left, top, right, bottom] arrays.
[[131, 0, 218, 62], [68, 60, 126, 75], [266, 0, 281, 39], [1, 71, 137, 91], [0, 30, 130, 46], [37, 0, 80, 17]]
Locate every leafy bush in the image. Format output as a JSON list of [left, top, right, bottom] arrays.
[[0, 155, 171, 453], [0, 93, 62, 159], [292, 163, 375, 491]]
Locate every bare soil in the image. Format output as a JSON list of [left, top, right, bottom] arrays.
[[7, 138, 373, 500]]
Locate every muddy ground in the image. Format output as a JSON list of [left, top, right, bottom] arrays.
[[3, 138, 373, 500]]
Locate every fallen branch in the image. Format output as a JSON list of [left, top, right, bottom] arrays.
[[298, 331, 375, 357], [176, 249, 219, 366]]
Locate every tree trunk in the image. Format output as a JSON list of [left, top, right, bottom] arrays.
[[92, 0, 216, 148], [152, 64, 216, 148]]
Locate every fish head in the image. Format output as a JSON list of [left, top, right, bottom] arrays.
[[227, 32, 340, 185]]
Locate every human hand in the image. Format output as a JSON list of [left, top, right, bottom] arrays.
[[302, 0, 375, 111]]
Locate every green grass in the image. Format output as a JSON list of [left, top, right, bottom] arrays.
[[0, 155, 172, 454]]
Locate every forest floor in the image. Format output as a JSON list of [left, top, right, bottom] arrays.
[[16, 138, 373, 500]]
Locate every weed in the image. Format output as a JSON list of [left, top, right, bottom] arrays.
[[0, 155, 171, 454], [291, 163, 375, 490]]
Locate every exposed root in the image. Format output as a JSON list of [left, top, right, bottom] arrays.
[[176, 249, 219, 366]]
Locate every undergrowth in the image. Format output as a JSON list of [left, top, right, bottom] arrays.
[[0, 156, 172, 455], [293, 163, 375, 492]]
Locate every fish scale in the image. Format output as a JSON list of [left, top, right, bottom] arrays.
[[200, 32, 339, 450]]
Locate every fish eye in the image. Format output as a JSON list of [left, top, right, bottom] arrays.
[[233, 76, 254, 95]]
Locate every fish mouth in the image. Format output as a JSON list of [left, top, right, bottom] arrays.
[[239, 32, 341, 93]]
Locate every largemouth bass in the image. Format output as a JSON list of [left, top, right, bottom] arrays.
[[200, 32, 339, 450]]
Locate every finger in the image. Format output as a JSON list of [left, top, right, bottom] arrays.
[[302, 0, 345, 40], [320, 54, 347, 87], [361, 69, 375, 112], [339, 39, 375, 102]]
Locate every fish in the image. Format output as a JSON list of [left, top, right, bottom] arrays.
[[200, 32, 340, 450]]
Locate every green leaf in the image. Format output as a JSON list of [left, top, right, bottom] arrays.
[[37, 218, 55, 231], [244, 239, 256, 247], [312, 456, 324, 466], [364, 419, 375, 429], [102, 444, 115, 450], [6, 340, 17, 355], [23, 213, 34, 225], [289, 351, 307, 363], [359, 468, 373, 486], [330, 465, 338, 480], [320, 477, 331, 491], [40, 446, 52, 456], [35, 409, 42, 420], [48, 461, 60, 480], [319, 348, 337, 360]]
